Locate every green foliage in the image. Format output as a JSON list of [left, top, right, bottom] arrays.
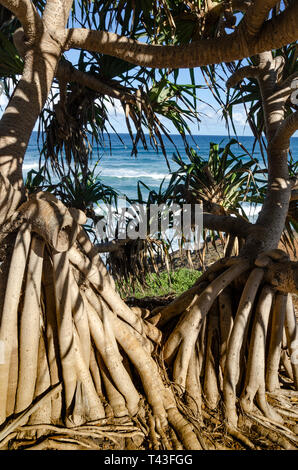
[[25, 160, 118, 229], [0, 31, 23, 77], [170, 138, 260, 219], [36, 0, 230, 181], [55, 167, 118, 213], [0, 7, 23, 84], [0, 1, 47, 81], [120, 267, 201, 298]]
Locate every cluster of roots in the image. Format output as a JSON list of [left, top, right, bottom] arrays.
[[0, 192, 297, 450]]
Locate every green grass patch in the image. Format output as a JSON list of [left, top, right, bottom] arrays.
[[119, 268, 201, 299]]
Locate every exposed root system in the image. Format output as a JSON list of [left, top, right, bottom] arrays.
[[0, 194, 297, 450]]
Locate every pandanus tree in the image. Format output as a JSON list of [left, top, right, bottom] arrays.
[[169, 140, 260, 263], [0, 0, 298, 451]]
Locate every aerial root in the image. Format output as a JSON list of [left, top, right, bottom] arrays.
[[163, 259, 250, 387], [154, 249, 298, 446], [266, 293, 287, 392], [225, 424, 256, 450], [218, 287, 233, 376], [223, 267, 265, 427], [185, 348, 202, 417], [0, 223, 31, 424], [203, 302, 220, 410], [0, 196, 297, 449], [1, 421, 146, 450], [0, 195, 203, 449], [240, 286, 283, 423], [166, 406, 202, 450], [243, 413, 298, 450], [15, 236, 45, 415], [284, 295, 298, 388], [149, 256, 242, 327]]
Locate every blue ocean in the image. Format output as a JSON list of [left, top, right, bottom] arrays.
[[24, 132, 298, 220]]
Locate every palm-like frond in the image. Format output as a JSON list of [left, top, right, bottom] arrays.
[[171, 138, 259, 217]]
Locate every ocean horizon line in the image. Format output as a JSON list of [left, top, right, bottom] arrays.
[[29, 130, 298, 138]]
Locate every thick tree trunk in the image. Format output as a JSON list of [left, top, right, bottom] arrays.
[[0, 33, 61, 190]]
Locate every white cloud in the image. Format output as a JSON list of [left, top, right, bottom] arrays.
[[0, 93, 8, 108], [103, 97, 125, 116], [0, 78, 10, 110], [232, 110, 248, 126]]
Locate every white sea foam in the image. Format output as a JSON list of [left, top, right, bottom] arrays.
[[23, 163, 39, 170], [100, 168, 171, 180]]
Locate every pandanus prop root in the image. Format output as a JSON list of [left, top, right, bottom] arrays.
[[150, 249, 298, 449], [0, 192, 201, 450]]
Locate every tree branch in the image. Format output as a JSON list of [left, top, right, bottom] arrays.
[[54, 1, 298, 69], [0, 5, 63, 189], [232, 0, 252, 12], [275, 71, 298, 106], [242, 0, 279, 37], [226, 65, 261, 88], [203, 213, 253, 238], [270, 112, 298, 153], [227, 52, 289, 139], [43, 0, 73, 30], [94, 239, 130, 253], [265, 260, 298, 295], [56, 60, 132, 102], [0, 0, 43, 39], [241, 52, 292, 254]]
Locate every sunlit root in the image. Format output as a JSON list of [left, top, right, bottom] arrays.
[[151, 256, 241, 327], [266, 293, 287, 392], [284, 295, 298, 388], [0, 224, 31, 425], [52, 251, 79, 425], [43, 255, 63, 424], [0, 195, 203, 450], [223, 267, 264, 427], [185, 347, 202, 417], [85, 296, 140, 416], [166, 406, 202, 450], [68, 245, 148, 335], [154, 248, 298, 445], [164, 259, 250, 388], [0, 195, 296, 449], [218, 287, 233, 374], [240, 286, 282, 423], [203, 302, 220, 410], [15, 236, 45, 414], [73, 329, 105, 422], [18, 192, 85, 252], [28, 333, 52, 427]]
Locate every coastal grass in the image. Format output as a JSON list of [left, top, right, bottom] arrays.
[[118, 268, 202, 299]]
